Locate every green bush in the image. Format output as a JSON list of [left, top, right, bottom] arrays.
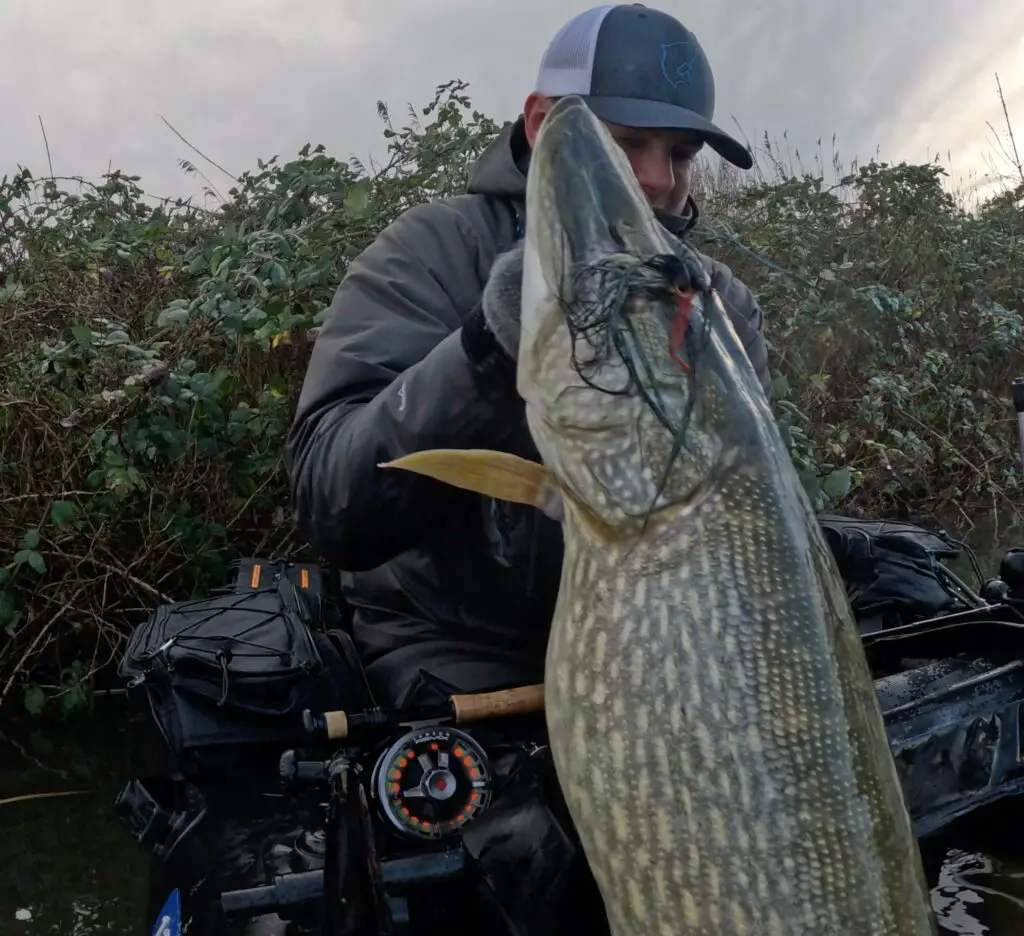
[[1, 78, 1023, 714], [693, 161, 1024, 512]]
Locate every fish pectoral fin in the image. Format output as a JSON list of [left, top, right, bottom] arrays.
[[379, 449, 563, 519]]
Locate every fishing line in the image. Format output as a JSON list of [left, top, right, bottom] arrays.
[[553, 238, 721, 528], [561, 259, 664, 422], [556, 245, 715, 439]]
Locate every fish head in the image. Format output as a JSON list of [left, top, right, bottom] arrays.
[[516, 95, 775, 535]]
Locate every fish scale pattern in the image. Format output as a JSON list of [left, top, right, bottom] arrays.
[[544, 483, 936, 935]]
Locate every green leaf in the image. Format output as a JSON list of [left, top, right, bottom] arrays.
[[50, 500, 77, 527], [70, 325, 94, 345], [20, 528, 41, 550], [770, 374, 791, 400], [295, 265, 325, 291], [157, 306, 190, 327], [821, 468, 853, 500], [266, 261, 287, 288], [0, 593, 19, 631], [14, 550, 46, 574], [187, 252, 208, 274], [24, 685, 46, 715], [344, 180, 371, 217]]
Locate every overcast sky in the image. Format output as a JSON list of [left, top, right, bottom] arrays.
[[2, 1, 1024, 208]]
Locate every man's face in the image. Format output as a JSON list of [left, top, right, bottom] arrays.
[[601, 119, 702, 213], [523, 93, 703, 215]]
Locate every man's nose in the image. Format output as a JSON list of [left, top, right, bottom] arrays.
[[631, 149, 675, 201]]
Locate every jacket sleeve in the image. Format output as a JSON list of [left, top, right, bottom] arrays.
[[698, 251, 772, 396], [286, 200, 522, 572]]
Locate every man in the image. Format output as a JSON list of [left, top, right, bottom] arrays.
[[286, 4, 769, 709]]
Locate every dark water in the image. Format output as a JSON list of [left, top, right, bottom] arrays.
[[0, 709, 147, 934], [3, 510, 1024, 935], [931, 847, 1024, 933]]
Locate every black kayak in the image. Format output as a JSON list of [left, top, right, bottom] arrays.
[[115, 513, 1024, 936], [822, 513, 1024, 839]]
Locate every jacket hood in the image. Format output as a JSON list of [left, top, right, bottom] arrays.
[[466, 117, 531, 201], [464, 115, 700, 238]]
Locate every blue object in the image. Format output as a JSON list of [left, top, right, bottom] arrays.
[[150, 889, 182, 936]]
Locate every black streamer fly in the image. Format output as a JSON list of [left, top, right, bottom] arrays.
[[551, 233, 721, 527], [555, 232, 716, 439]]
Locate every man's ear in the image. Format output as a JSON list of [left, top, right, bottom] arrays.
[[522, 93, 554, 147]]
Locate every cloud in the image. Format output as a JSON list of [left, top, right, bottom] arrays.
[[1, 0, 1022, 203]]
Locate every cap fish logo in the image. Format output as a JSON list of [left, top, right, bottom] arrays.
[[660, 40, 696, 90]]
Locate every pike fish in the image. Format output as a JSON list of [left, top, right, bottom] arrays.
[[381, 95, 937, 935]]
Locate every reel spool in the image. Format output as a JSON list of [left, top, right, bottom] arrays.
[[370, 726, 493, 840]]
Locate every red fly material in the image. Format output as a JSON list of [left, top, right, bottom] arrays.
[[669, 288, 695, 373]]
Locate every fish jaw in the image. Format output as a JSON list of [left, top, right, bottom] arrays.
[[518, 92, 683, 418], [515, 95, 768, 539]]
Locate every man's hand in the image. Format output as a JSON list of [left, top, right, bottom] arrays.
[[481, 243, 525, 360]]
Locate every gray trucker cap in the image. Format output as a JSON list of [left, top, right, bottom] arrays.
[[533, 4, 753, 170]]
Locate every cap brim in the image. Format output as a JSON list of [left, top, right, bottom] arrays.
[[577, 95, 753, 170]]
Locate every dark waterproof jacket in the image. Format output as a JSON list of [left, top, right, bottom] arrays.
[[286, 117, 771, 703]]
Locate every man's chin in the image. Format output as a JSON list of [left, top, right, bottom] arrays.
[[649, 197, 685, 215]]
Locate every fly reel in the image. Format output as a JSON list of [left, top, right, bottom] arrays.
[[370, 726, 493, 840]]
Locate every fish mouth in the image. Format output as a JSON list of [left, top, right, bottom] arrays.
[[526, 96, 708, 420], [530, 95, 673, 274]]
